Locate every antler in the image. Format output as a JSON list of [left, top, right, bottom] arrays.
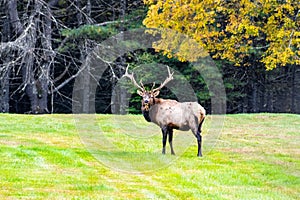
[[123, 65, 145, 91], [152, 66, 174, 92]]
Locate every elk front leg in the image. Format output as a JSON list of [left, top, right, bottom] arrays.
[[168, 128, 175, 155], [161, 127, 168, 154]]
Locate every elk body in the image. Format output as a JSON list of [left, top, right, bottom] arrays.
[[123, 67, 206, 157]]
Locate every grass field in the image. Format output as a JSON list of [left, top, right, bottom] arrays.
[[0, 113, 299, 199]]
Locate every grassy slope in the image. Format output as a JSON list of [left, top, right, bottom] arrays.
[[0, 113, 299, 199]]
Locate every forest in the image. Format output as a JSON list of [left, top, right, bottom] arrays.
[[0, 0, 299, 114]]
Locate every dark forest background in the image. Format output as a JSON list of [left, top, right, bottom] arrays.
[[0, 0, 299, 114]]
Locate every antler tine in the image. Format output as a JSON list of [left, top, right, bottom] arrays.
[[150, 82, 156, 91], [123, 65, 144, 91], [152, 66, 174, 92], [139, 80, 146, 90]]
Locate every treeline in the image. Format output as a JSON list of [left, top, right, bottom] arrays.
[[0, 0, 299, 114]]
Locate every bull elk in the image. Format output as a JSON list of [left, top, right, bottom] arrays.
[[123, 66, 206, 157]]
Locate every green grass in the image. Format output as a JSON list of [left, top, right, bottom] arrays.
[[0, 113, 299, 199]]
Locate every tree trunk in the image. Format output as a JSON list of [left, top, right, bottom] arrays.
[[81, 57, 92, 113], [259, 73, 266, 112], [120, 82, 128, 114], [0, 8, 12, 113], [114, 0, 128, 114], [268, 90, 274, 112], [27, 0, 58, 114], [251, 81, 257, 112], [111, 84, 120, 114], [23, 2, 46, 114], [0, 70, 10, 113], [38, 1, 56, 113], [290, 65, 296, 113], [77, 0, 93, 113], [7, 0, 23, 35]]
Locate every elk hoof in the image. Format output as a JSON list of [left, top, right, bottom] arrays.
[[162, 149, 166, 154], [197, 153, 203, 157]]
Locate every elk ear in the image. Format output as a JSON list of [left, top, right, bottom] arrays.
[[153, 90, 160, 97], [137, 90, 144, 96]]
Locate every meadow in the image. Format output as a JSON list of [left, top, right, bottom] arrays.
[[0, 113, 299, 199]]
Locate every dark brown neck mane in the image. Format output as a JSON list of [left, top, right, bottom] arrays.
[[142, 97, 161, 122]]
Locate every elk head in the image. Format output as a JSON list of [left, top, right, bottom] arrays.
[[123, 65, 174, 111]]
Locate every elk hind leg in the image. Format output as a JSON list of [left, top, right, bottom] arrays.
[[192, 118, 204, 157], [193, 129, 202, 157], [196, 118, 205, 157]]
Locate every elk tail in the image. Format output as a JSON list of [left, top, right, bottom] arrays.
[[198, 106, 206, 125]]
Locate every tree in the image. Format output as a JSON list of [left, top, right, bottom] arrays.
[[0, 0, 60, 113], [143, 0, 300, 70], [142, 0, 300, 114], [0, 0, 147, 113]]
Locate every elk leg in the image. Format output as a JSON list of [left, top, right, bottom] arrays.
[[195, 132, 202, 157], [168, 128, 175, 155], [192, 128, 202, 157], [196, 118, 205, 157], [161, 127, 168, 154]]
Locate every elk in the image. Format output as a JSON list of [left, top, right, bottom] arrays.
[[123, 66, 206, 157]]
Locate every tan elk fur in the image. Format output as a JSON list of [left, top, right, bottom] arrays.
[[146, 98, 206, 131]]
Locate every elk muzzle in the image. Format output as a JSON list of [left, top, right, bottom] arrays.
[[144, 103, 150, 111]]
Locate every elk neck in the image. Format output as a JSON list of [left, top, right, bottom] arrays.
[[142, 109, 151, 122]]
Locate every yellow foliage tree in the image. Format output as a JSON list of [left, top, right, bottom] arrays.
[[143, 0, 300, 70]]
